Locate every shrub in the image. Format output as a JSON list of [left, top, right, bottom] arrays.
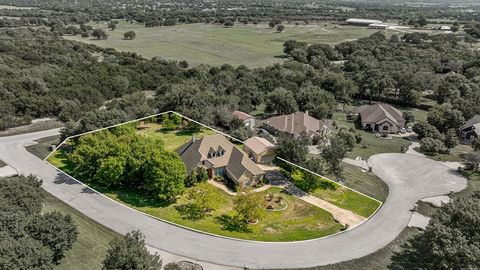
[[419, 137, 446, 154]]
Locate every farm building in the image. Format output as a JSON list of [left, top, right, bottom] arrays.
[[346, 18, 383, 26]]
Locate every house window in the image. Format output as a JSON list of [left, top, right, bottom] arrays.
[[382, 126, 389, 131], [214, 167, 225, 176], [208, 150, 217, 159]]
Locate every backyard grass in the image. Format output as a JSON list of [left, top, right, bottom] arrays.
[[136, 122, 216, 151], [64, 21, 391, 67], [42, 192, 120, 270]]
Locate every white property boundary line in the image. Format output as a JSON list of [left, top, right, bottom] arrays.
[[43, 110, 383, 244]]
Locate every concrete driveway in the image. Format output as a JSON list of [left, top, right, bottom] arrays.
[[0, 129, 468, 269]]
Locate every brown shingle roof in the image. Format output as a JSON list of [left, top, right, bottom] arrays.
[[176, 134, 264, 184], [232, 111, 254, 121], [244, 136, 275, 155], [354, 103, 405, 126], [264, 112, 324, 136]]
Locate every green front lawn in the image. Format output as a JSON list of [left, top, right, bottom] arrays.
[[311, 180, 382, 218], [99, 186, 343, 242]]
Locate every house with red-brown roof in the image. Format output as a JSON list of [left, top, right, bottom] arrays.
[[232, 110, 256, 130], [354, 103, 405, 133], [262, 112, 330, 138]]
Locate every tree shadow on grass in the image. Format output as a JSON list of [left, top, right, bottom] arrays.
[[214, 215, 252, 233], [318, 180, 337, 191], [174, 203, 205, 221]]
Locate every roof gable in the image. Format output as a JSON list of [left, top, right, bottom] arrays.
[[264, 112, 322, 136], [177, 134, 264, 182], [355, 103, 405, 126]]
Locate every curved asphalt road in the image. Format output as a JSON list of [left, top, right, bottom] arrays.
[[0, 129, 468, 269]]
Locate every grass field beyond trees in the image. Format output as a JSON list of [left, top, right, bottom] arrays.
[[64, 21, 385, 67]]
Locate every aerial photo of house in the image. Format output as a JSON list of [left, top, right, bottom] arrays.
[[354, 103, 406, 133], [176, 133, 265, 187], [232, 110, 256, 130], [262, 111, 330, 138], [460, 114, 480, 142]]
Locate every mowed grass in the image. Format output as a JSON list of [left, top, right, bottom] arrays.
[[25, 135, 60, 159], [50, 146, 344, 241], [101, 186, 343, 242], [336, 162, 389, 202], [311, 179, 381, 218], [42, 192, 119, 270], [333, 111, 412, 159], [64, 21, 386, 67], [47, 124, 345, 241], [136, 122, 216, 151]]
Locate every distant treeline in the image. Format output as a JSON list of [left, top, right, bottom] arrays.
[[1, 27, 479, 143], [0, 0, 479, 30]]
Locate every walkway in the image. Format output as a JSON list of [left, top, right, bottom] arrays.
[[208, 173, 366, 228], [0, 129, 468, 269]]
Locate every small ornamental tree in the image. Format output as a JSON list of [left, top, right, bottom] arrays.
[[123, 30, 136, 40], [234, 189, 264, 223], [103, 230, 162, 270], [186, 182, 222, 213]]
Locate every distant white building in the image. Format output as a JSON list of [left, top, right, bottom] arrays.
[[440, 25, 452, 31], [346, 18, 383, 26], [368, 23, 390, 30]]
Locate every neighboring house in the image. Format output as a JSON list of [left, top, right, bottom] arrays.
[[232, 111, 256, 130], [262, 112, 330, 138], [176, 134, 264, 187], [243, 136, 276, 164], [354, 103, 406, 133], [460, 114, 480, 142]]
